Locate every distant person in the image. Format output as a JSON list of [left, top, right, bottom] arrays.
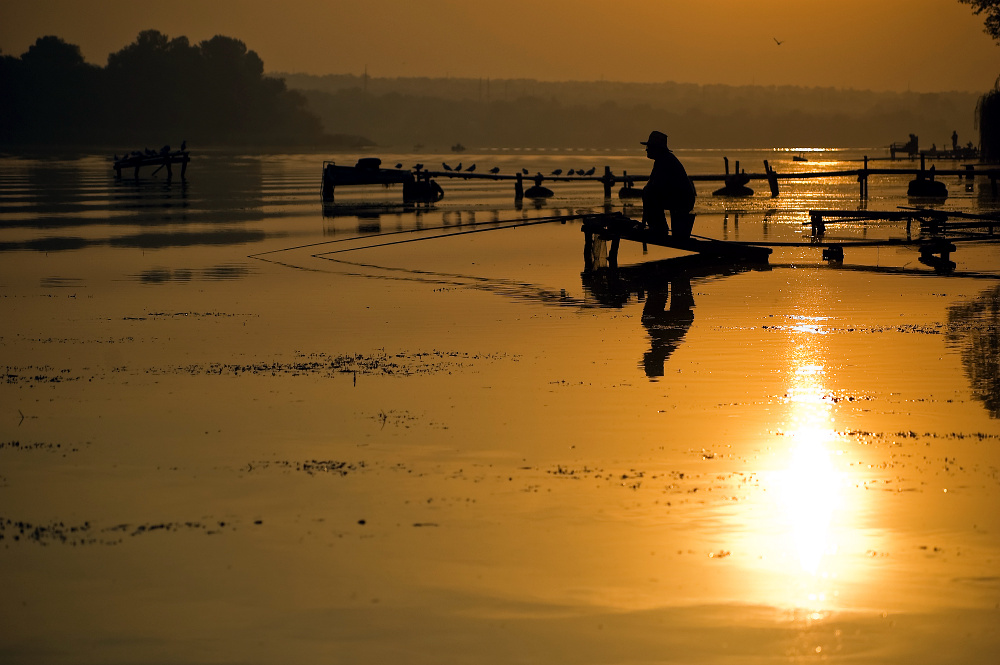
[[641, 131, 697, 239]]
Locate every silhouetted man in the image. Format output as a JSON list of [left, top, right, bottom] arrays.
[[641, 131, 696, 239]]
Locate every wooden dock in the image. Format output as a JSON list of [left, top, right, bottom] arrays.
[[580, 208, 999, 273], [322, 159, 444, 203], [321, 154, 1000, 204], [114, 148, 190, 181], [581, 213, 773, 266], [807, 207, 1000, 237]]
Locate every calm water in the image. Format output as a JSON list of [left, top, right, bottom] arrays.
[[1, 148, 999, 664]]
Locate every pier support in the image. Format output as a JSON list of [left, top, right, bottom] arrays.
[[859, 156, 869, 199], [809, 211, 826, 237], [601, 166, 614, 199], [763, 160, 779, 197], [822, 245, 844, 263], [919, 239, 957, 273]]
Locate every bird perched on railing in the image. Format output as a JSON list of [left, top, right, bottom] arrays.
[[550, 169, 562, 176], [465, 164, 476, 172], [489, 167, 500, 174], [442, 162, 452, 170]]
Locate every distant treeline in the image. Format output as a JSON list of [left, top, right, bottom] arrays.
[[281, 73, 982, 151], [0, 32, 373, 148]]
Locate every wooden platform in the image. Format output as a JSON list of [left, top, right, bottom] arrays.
[[807, 207, 1000, 237], [581, 213, 773, 265], [114, 150, 190, 180]]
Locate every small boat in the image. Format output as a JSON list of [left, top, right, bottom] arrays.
[[451, 143, 466, 153], [792, 154, 808, 162]]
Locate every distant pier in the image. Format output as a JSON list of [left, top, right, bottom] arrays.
[[114, 148, 190, 181], [321, 154, 1000, 203]]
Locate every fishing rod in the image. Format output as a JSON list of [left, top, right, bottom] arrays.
[[315, 213, 594, 256]]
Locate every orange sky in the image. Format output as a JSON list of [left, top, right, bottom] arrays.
[[2, 0, 997, 92]]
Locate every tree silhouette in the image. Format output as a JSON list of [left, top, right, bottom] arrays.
[[1, 36, 101, 143], [959, 0, 1000, 41], [960, 0, 1000, 160], [2, 30, 343, 147]]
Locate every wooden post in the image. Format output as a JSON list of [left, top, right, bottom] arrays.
[[321, 164, 335, 201], [181, 153, 188, 181], [965, 164, 975, 181], [602, 166, 613, 199], [724, 157, 730, 175], [515, 172, 524, 201], [763, 160, 779, 197], [859, 155, 869, 199], [609, 236, 620, 269], [810, 212, 826, 237]]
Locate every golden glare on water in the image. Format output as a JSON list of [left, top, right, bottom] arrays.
[[761, 317, 851, 615]]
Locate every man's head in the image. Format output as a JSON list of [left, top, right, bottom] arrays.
[[641, 130, 669, 157]]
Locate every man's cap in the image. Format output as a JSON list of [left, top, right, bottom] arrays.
[[641, 130, 669, 148]]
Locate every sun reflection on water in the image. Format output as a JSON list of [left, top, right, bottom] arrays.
[[765, 332, 851, 616]]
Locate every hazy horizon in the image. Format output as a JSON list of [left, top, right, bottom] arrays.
[[2, 0, 998, 94]]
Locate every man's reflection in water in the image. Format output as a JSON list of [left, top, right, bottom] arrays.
[[640, 273, 695, 377], [582, 237, 767, 378]]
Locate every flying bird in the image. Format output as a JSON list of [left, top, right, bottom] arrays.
[[773, 37, 784, 46]]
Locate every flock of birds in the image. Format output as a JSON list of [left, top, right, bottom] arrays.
[[392, 162, 598, 177]]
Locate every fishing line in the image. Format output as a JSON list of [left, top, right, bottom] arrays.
[[248, 212, 592, 257], [313, 214, 591, 256]]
